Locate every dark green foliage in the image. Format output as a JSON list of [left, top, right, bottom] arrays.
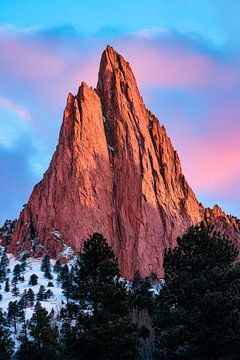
[[18, 290, 29, 309], [61, 233, 139, 360], [154, 223, 240, 360], [29, 273, 38, 286], [59, 264, 72, 301], [17, 303, 61, 360], [37, 285, 46, 301], [12, 264, 22, 283], [44, 289, 53, 300], [41, 255, 52, 279], [27, 288, 35, 307], [0, 251, 9, 282], [53, 260, 62, 273], [0, 309, 13, 360], [7, 301, 19, 333], [130, 271, 155, 313], [11, 282, 19, 297], [20, 256, 27, 272]]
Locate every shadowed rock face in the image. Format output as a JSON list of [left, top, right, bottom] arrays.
[[8, 46, 240, 278]]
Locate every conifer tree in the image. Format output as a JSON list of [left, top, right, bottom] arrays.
[[37, 285, 46, 301], [7, 301, 19, 334], [59, 264, 72, 302], [41, 255, 52, 279], [17, 303, 61, 359], [27, 288, 35, 307], [29, 273, 38, 286], [61, 233, 139, 360], [4, 279, 10, 292], [0, 251, 9, 282], [0, 309, 13, 360], [154, 223, 240, 360], [13, 264, 22, 282], [53, 260, 62, 273], [12, 281, 20, 297]]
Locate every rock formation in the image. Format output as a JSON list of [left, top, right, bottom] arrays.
[[8, 46, 240, 278]]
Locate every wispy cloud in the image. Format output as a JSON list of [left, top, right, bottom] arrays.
[[0, 98, 31, 122]]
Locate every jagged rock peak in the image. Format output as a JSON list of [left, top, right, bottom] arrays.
[[7, 46, 240, 278]]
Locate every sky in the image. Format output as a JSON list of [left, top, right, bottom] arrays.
[[0, 0, 239, 223]]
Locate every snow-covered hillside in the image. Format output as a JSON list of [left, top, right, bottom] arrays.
[[0, 251, 67, 321]]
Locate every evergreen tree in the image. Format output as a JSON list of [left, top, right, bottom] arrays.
[[60, 265, 72, 302], [27, 288, 35, 307], [18, 290, 29, 309], [7, 301, 19, 334], [16, 322, 33, 360], [29, 274, 38, 286], [61, 233, 139, 360], [53, 260, 62, 273], [154, 223, 240, 360], [37, 285, 46, 301], [12, 281, 20, 297], [13, 264, 22, 282], [4, 279, 10, 292], [44, 289, 53, 300], [17, 303, 61, 360], [130, 271, 155, 313], [20, 255, 27, 272], [41, 255, 52, 279], [0, 309, 13, 360], [0, 251, 9, 282]]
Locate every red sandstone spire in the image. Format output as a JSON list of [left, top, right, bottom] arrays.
[[8, 46, 240, 278]]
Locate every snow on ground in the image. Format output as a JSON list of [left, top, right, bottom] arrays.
[[0, 253, 66, 320]]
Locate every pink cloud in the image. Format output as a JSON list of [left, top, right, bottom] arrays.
[[118, 39, 237, 88], [0, 97, 31, 122], [171, 102, 240, 197]]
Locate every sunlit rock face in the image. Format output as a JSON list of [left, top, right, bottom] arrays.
[[9, 46, 239, 278]]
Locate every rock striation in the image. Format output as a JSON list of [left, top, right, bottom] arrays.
[[8, 46, 240, 278]]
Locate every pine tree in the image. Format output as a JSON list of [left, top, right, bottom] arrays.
[[29, 274, 38, 286], [60, 265, 72, 302], [0, 309, 13, 360], [130, 271, 155, 313], [7, 301, 19, 334], [13, 264, 22, 283], [27, 288, 35, 307], [20, 255, 27, 272], [18, 290, 29, 309], [16, 322, 33, 360], [12, 281, 20, 297], [17, 303, 61, 360], [44, 289, 53, 300], [0, 251, 9, 282], [53, 260, 62, 273], [41, 255, 52, 279], [37, 285, 46, 301], [61, 233, 139, 360], [4, 279, 10, 292], [154, 223, 240, 360]]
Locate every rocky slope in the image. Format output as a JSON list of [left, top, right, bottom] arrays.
[[7, 46, 240, 278]]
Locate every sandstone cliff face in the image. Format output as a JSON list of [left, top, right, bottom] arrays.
[[11, 83, 114, 260], [8, 46, 239, 278], [204, 205, 240, 247], [97, 46, 202, 276]]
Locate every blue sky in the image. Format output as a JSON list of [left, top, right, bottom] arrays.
[[0, 0, 239, 223]]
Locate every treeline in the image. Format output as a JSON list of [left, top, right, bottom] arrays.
[[1, 223, 240, 359]]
